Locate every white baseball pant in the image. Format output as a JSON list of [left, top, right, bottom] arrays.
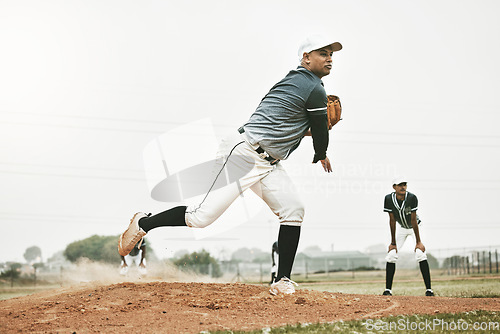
[[124, 252, 145, 267], [120, 251, 147, 275], [385, 224, 428, 263], [185, 132, 304, 228]]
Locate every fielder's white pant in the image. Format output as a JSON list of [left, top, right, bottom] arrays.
[[120, 251, 147, 275], [124, 252, 145, 267], [385, 224, 428, 263], [185, 132, 304, 228]]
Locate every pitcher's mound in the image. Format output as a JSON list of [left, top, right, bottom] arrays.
[[1, 282, 499, 333]]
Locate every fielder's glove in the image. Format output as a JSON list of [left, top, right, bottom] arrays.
[[327, 95, 342, 130]]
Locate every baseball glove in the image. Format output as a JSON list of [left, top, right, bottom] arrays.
[[327, 95, 342, 130]]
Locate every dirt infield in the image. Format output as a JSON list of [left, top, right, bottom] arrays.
[[1, 281, 499, 333]]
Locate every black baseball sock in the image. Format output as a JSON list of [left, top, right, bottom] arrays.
[[419, 260, 432, 289], [276, 225, 301, 281], [385, 262, 396, 290], [138, 206, 187, 233]]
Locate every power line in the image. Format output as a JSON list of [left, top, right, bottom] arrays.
[[1, 167, 499, 190], [0, 169, 144, 181], [237, 224, 500, 230], [0, 120, 235, 138], [344, 130, 500, 140], [2, 119, 499, 148], [334, 139, 500, 148], [0, 120, 166, 135], [2, 161, 500, 183], [289, 173, 500, 183], [0, 212, 120, 221], [0, 110, 212, 127], [1, 110, 499, 141], [0, 162, 143, 173]]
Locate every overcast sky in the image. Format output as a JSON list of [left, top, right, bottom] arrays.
[[1, 0, 499, 264]]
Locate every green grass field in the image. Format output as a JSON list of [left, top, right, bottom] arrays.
[[209, 311, 500, 334], [275, 268, 500, 297], [0, 285, 62, 301], [297, 271, 500, 298]]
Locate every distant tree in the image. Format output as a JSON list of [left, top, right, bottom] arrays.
[[64, 235, 156, 264], [253, 253, 270, 264], [64, 235, 122, 263], [0, 262, 22, 279], [231, 247, 252, 262], [231, 247, 267, 262], [250, 249, 269, 264], [23, 246, 42, 263], [33, 262, 45, 270], [173, 250, 222, 278], [174, 249, 189, 259]]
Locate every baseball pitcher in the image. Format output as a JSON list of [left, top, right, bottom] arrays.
[[119, 34, 343, 295]]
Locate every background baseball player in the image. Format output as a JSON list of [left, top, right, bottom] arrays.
[[120, 238, 147, 276], [270, 241, 279, 285], [383, 177, 434, 296], [119, 34, 343, 296]]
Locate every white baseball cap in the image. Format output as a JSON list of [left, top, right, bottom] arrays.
[[298, 34, 342, 60], [392, 176, 407, 186]]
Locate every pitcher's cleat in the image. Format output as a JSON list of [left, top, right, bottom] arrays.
[[425, 289, 435, 296], [118, 212, 148, 256], [269, 277, 298, 295]]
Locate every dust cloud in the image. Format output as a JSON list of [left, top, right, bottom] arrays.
[[58, 258, 225, 286]]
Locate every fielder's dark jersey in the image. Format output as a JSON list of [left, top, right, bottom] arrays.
[[242, 66, 329, 161], [128, 239, 146, 257], [383, 192, 420, 229]]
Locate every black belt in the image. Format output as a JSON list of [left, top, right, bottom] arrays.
[[238, 127, 279, 165]]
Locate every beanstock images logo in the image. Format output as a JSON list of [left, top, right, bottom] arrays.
[[142, 118, 264, 239]]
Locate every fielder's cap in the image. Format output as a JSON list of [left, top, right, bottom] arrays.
[[392, 176, 407, 186], [298, 34, 342, 60]]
